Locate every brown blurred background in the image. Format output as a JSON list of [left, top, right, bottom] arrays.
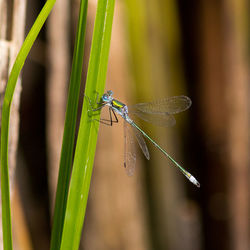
[[0, 0, 249, 249]]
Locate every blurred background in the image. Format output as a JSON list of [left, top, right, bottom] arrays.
[[0, 0, 249, 249]]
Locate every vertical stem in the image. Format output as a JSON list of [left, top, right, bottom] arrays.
[[60, 0, 115, 249], [0, 1, 56, 249]]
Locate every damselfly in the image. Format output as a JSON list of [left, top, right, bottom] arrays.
[[88, 90, 200, 187]]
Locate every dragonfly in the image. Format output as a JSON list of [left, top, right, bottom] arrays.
[[88, 90, 200, 188]]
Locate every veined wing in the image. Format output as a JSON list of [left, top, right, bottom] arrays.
[[123, 120, 150, 176], [133, 95, 192, 115], [124, 120, 136, 176], [131, 109, 176, 127], [132, 123, 150, 160]]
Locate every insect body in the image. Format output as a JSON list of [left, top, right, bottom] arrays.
[[90, 90, 200, 187]]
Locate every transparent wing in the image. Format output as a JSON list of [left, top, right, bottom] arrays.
[[124, 120, 136, 176], [123, 120, 150, 176], [132, 124, 150, 160], [128, 95, 191, 127], [133, 95, 192, 115], [131, 109, 176, 127]]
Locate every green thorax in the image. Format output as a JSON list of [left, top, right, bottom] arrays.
[[111, 99, 125, 109]]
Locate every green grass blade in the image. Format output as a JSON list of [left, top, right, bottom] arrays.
[[0, 1, 56, 249], [50, 1, 88, 249], [59, 0, 115, 249]]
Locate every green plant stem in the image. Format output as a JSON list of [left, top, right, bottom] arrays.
[[50, 1, 88, 249], [0, 1, 56, 249], [59, 0, 115, 249]]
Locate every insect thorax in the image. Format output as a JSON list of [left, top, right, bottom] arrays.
[[112, 99, 125, 109]]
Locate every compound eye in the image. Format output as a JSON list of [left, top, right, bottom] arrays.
[[102, 94, 109, 102]]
